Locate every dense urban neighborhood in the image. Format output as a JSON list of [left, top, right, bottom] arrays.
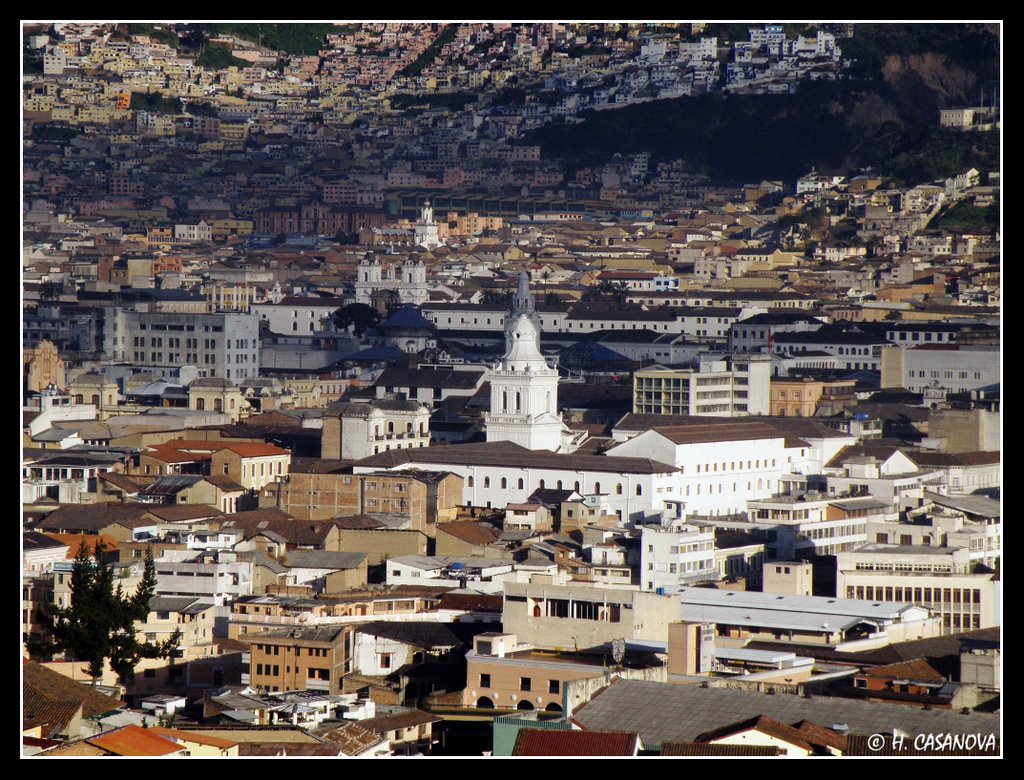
[[22, 22, 1000, 757]]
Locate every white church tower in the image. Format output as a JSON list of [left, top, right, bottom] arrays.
[[413, 199, 441, 250], [485, 272, 569, 451]]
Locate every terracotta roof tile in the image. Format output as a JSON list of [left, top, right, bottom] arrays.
[[513, 729, 639, 756], [86, 725, 184, 756], [660, 741, 782, 756]]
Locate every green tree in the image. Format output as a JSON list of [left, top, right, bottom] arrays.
[[332, 303, 381, 337], [30, 544, 180, 685]]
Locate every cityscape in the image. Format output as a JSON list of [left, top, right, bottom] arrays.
[[21, 21, 1000, 757]]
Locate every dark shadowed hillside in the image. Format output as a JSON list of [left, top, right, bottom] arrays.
[[519, 24, 999, 184]]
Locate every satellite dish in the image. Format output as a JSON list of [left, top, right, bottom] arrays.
[[611, 638, 626, 664]]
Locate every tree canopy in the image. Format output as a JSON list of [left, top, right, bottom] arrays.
[[29, 544, 180, 683], [332, 302, 381, 337]]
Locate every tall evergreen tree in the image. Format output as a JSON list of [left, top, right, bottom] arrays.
[[29, 543, 181, 684]]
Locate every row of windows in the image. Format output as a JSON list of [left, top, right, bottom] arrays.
[[466, 476, 644, 496], [477, 674, 560, 694], [697, 459, 775, 474], [913, 370, 983, 379], [850, 585, 982, 605]]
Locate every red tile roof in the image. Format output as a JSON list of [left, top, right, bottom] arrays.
[[86, 725, 184, 756], [149, 726, 238, 749], [512, 729, 639, 756], [42, 533, 120, 558]]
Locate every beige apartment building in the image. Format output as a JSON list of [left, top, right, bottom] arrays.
[[503, 580, 680, 652], [274, 468, 462, 530], [242, 626, 349, 695], [462, 633, 606, 712], [836, 544, 1000, 634]]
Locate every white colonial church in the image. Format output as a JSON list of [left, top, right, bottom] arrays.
[[485, 272, 581, 452], [413, 200, 441, 250]]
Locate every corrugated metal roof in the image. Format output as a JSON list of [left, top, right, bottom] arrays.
[[572, 680, 999, 747], [679, 587, 919, 621]]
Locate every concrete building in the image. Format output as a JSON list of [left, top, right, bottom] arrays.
[[275, 467, 461, 528], [836, 545, 1000, 634], [762, 561, 813, 596], [154, 549, 254, 607], [104, 308, 260, 383], [640, 522, 717, 594], [631, 354, 771, 417], [502, 579, 681, 651], [241, 626, 348, 695], [881, 344, 1000, 399], [462, 632, 608, 712]]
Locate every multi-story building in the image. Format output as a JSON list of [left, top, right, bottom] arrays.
[[632, 355, 770, 417], [250, 296, 346, 336], [462, 632, 609, 713], [103, 308, 260, 383], [321, 399, 431, 460], [154, 549, 254, 607], [771, 326, 891, 372], [241, 626, 349, 695], [742, 493, 895, 559], [868, 501, 1000, 569], [502, 580, 680, 651], [836, 544, 1000, 634], [881, 344, 1000, 397], [273, 467, 462, 528], [640, 522, 717, 594]]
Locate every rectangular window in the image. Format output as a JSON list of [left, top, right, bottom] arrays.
[[520, 677, 531, 692], [480, 673, 491, 688], [549, 679, 560, 694]]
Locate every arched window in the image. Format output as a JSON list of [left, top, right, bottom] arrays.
[[229, 398, 235, 410], [616, 483, 623, 495], [574, 481, 580, 492], [538, 479, 545, 489], [407, 422, 413, 433], [91, 394, 100, 405], [594, 482, 601, 493], [636, 484, 643, 496], [388, 422, 395, 434], [214, 398, 222, 412], [502, 391, 508, 412], [374, 425, 380, 438], [501, 478, 507, 489], [419, 422, 426, 435], [556, 480, 563, 490], [468, 476, 474, 487], [196, 397, 205, 410], [517, 478, 524, 489], [484, 477, 491, 488], [515, 391, 521, 412]]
